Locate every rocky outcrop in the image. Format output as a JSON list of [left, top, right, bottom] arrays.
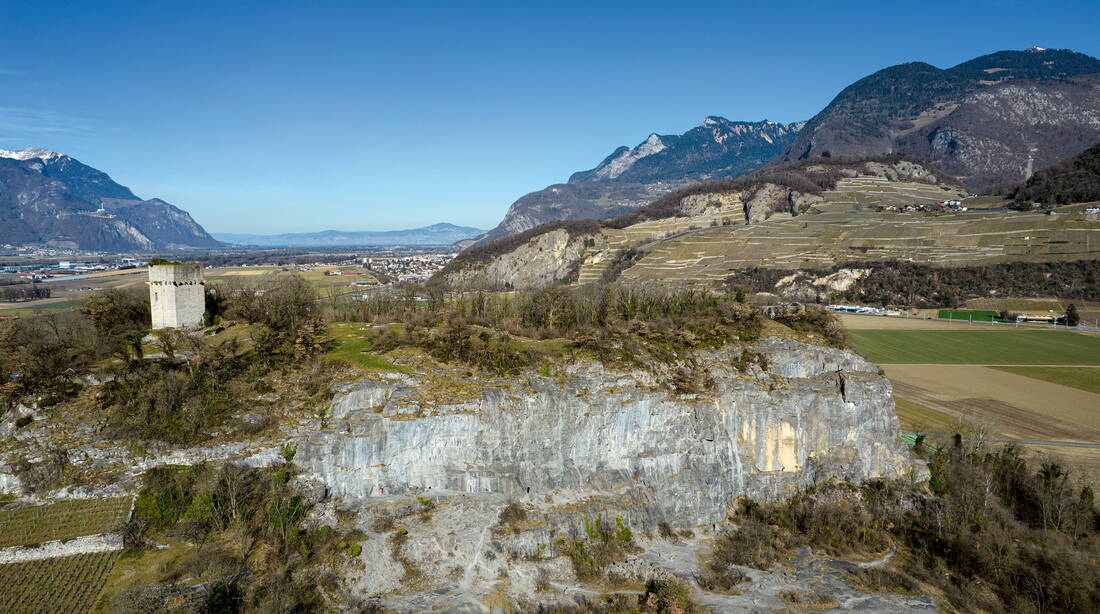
[[774, 268, 873, 302], [437, 228, 602, 290], [296, 337, 918, 528], [678, 191, 741, 217]]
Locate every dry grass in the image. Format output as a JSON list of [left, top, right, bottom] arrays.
[[883, 365, 1100, 441], [893, 396, 958, 433], [838, 313, 1010, 331], [776, 589, 840, 610]]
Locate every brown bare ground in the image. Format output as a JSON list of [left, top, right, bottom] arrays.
[[838, 313, 1012, 331], [883, 365, 1100, 441]]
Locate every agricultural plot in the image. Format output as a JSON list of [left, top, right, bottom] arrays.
[[837, 313, 998, 330], [0, 298, 85, 320], [0, 551, 119, 614], [990, 366, 1100, 395], [206, 265, 378, 291], [884, 365, 1100, 442], [0, 497, 131, 548], [843, 320, 1100, 485], [616, 208, 1100, 285], [846, 329, 1100, 365]]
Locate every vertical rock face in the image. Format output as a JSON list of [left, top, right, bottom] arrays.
[[297, 337, 917, 527], [438, 228, 601, 290]]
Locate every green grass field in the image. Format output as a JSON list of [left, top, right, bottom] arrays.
[[847, 329, 1100, 364], [0, 298, 85, 319], [990, 366, 1100, 394], [324, 322, 397, 371], [938, 309, 1002, 323]]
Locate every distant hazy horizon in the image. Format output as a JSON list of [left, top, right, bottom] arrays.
[[2, 0, 1099, 234]]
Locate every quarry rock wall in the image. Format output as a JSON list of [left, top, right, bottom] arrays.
[[297, 337, 918, 527]]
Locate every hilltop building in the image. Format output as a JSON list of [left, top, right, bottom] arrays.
[[148, 262, 205, 329]]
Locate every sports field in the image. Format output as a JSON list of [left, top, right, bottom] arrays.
[[937, 309, 1001, 323], [847, 329, 1100, 364]]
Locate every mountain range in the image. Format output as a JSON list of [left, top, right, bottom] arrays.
[[213, 223, 485, 247], [0, 149, 221, 252], [777, 47, 1100, 190], [477, 47, 1100, 244], [478, 118, 803, 243]]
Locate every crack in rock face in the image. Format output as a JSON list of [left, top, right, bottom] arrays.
[[297, 337, 920, 528]]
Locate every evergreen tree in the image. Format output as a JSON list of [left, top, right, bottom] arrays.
[[1065, 303, 1080, 327]]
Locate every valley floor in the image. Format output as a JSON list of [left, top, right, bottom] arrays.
[[842, 314, 1100, 486]]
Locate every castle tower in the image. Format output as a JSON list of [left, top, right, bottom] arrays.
[[147, 263, 205, 329]]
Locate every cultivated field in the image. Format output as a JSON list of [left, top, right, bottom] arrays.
[[990, 365, 1100, 394], [841, 319, 1100, 486], [837, 313, 1004, 330], [847, 329, 1100, 365], [610, 206, 1100, 285], [0, 552, 120, 614], [0, 264, 379, 320], [616, 175, 1016, 290], [0, 497, 132, 548], [883, 365, 1100, 442]]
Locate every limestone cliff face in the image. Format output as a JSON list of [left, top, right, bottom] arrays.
[[437, 228, 602, 290], [774, 268, 874, 302], [297, 337, 917, 527]]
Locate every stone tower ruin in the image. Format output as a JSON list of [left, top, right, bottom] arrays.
[[148, 262, 205, 329]]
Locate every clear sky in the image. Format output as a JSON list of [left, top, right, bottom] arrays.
[[2, 1, 1099, 233]]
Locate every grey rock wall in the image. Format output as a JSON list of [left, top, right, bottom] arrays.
[[297, 337, 918, 527]]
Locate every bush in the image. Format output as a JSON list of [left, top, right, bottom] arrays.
[[560, 516, 639, 582], [715, 442, 1100, 613]]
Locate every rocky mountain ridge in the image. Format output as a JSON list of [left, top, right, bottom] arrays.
[[479, 118, 803, 243], [438, 157, 959, 290], [0, 149, 220, 251], [776, 48, 1100, 190]]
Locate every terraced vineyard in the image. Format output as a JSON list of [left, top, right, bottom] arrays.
[[818, 176, 965, 211], [0, 497, 131, 547], [0, 552, 120, 614], [618, 210, 1100, 284]]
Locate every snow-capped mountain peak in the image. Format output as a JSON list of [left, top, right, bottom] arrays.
[[0, 148, 65, 162]]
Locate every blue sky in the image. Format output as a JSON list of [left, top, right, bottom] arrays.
[[2, 1, 1099, 233]]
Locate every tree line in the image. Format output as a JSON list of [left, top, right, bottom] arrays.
[[730, 260, 1100, 307], [0, 284, 50, 302]]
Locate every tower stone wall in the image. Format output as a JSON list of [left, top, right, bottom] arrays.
[[148, 263, 205, 329]]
